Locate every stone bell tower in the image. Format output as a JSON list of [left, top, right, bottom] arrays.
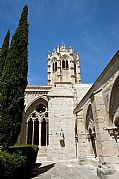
[[47, 45, 82, 161], [48, 44, 81, 86]]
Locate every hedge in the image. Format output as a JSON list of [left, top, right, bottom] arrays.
[[0, 151, 26, 178], [0, 144, 39, 178], [7, 144, 39, 168]]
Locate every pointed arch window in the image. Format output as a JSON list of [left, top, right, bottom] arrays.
[[66, 60, 68, 69], [52, 62, 54, 72], [62, 60, 65, 69], [55, 61, 57, 71], [33, 118, 39, 145], [27, 118, 33, 144], [74, 63, 76, 73], [52, 58, 57, 72], [62, 59, 69, 70]]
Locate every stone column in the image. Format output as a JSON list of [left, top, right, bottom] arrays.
[[48, 53, 51, 85], [76, 54, 81, 83], [46, 121, 48, 146], [77, 109, 92, 165], [32, 120, 34, 145], [70, 54, 75, 84], [57, 54, 61, 82], [39, 122, 41, 147], [26, 122, 28, 144], [91, 91, 119, 178]]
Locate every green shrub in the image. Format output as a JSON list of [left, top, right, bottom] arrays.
[[0, 144, 39, 178], [0, 151, 26, 178], [7, 144, 39, 168]]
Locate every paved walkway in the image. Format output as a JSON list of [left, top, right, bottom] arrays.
[[24, 159, 99, 179]]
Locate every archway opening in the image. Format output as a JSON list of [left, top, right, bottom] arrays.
[[27, 118, 33, 144], [26, 97, 48, 146], [89, 128, 97, 158], [34, 119, 39, 145], [86, 104, 97, 158], [41, 119, 46, 146], [109, 75, 119, 126]]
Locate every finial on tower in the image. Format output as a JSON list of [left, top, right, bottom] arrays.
[[61, 40, 65, 48]]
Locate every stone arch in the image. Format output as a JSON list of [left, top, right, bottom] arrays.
[[109, 74, 119, 127], [52, 57, 57, 72], [75, 116, 78, 157], [25, 96, 48, 119], [85, 104, 94, 132], [85, 104, 97, 157], [24, 96, 48, 146], [41, 118, 47, 146], [61, 54, 69, 69]]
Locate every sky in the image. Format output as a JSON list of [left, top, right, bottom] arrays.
[[0, 0, 119, 85]]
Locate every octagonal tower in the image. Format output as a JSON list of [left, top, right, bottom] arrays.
[[48, 45, 81, 86]]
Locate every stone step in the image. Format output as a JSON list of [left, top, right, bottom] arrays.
[[37, 157, 47, 161], [38, 146, 47, 153], [37, 146, 47, 158], [38, 153, 47, 157]]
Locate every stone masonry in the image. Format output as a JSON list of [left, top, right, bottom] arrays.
[[17, 45, 119, 178]]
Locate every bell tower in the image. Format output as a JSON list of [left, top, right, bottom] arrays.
[[48, 45, 81, 86]]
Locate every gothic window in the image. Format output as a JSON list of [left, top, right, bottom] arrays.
[[27, 99, 48, 147], [34, 119, 39, 145], [62, 60, 65, 69], [55, 61, 57, 71], [45, 113, 48, 117], [41, 119, 46, 146], [62, 59, 69, 69], [32, 113, 36, 118], [36, 104, 46, 113], [74, 63, 76, 73], [53, 62, 54, 72], [52, 58, 57, 72], [66, 60, 68, 69], [27, 118, 33, 144]]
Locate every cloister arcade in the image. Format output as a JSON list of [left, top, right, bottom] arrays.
[[25, 97, 48, 147]]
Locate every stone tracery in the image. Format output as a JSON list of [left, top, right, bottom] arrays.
[[27, 101, 48, 146]]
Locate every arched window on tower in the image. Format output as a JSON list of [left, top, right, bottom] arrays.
[[52, 58, 57, 72], [62, 58, 69, 70], [74, 62, 76, 73], [66, 60, 68, 69], [55, 61, 57, 72], [62, 59, 65, 69], [52, 62, 54, 72]]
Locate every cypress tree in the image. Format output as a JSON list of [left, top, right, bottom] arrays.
[[0, 30, 10, 88], [0, 5, 28, 147]]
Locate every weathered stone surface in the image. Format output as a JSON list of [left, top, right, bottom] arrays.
[[17, 47, 119, 178], [24, 159, 99, 179]]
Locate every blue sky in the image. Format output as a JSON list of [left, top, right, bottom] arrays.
[[0, 0, 119, 85]]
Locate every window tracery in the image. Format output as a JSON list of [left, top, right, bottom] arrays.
[[62, 55, 69, 69], [27, 102, 48, 146], [52, 58, 57, 72]]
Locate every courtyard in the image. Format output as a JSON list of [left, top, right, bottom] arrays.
[[24, 159, 99, 179]]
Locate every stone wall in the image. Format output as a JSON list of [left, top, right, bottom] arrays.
[[47, 83, 76, 160], [74, 51, 119, 178]]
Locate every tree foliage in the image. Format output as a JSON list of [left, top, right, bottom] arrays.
[[0, 5, 29, 147], [0, 30, 10, 88]]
